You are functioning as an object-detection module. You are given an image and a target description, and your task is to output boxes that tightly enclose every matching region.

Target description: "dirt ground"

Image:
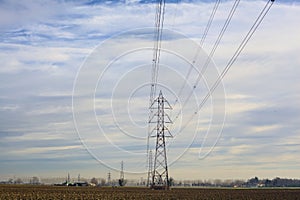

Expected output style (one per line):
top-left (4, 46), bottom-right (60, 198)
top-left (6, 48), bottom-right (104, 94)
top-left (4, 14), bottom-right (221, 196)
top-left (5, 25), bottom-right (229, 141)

top-left (1, 185), bottom-right (300, 200)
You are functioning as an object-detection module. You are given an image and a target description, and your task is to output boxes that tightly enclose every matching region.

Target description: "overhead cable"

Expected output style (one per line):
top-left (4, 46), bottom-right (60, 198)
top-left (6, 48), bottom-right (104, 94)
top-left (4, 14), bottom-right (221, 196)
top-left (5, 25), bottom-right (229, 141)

top-left (173, 0), bottom-right (241, 122)
top-left (177, 0), bottom-right (275, 133)
top-left (174, 0), bottom-right (221, 107)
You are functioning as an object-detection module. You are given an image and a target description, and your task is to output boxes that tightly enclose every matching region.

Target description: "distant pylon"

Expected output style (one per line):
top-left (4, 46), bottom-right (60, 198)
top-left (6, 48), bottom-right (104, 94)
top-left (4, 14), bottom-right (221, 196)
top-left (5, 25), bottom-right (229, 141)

top-left (120, 161), bottom-right (124, 180)
top-left (118, 161), bottom-right (126, 186)
top-left (149, 90), bottom-right (172, 190)
top-left (146, 150), bottom-right (153, 187)
top-left (107, 172), bottom-right (111, 186)
top-left (67, 173), bottom-right (70, 183)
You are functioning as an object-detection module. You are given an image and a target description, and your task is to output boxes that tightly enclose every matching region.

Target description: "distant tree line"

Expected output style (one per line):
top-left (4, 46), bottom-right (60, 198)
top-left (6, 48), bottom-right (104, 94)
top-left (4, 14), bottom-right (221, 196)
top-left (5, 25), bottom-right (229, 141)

top-left (246, 177), bottom-right (300, 187)
top-left (0, 177), bottom-right (40, 185)
top-left (2, 176), bottom-right (300, 187)
top-left (173, 177), bottom-right (300, 187)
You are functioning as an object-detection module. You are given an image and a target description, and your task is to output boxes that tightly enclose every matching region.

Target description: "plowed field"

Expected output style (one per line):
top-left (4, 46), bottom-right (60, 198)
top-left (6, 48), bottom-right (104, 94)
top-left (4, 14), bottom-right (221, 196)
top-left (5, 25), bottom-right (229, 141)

top-left (1, 185), bottom-right (300, 200)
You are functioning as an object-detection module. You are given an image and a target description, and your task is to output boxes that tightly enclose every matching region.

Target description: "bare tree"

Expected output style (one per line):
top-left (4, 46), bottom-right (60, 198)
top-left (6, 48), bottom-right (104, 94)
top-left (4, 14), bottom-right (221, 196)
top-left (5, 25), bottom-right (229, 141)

top-left (100, 178), bottom-right (106, 186)
top-left (30, 176), bottom-right (40, 185)
top-left (90, 177), bottom-right (98, 186)
top-left (14, 178), bottom-right (23, 184)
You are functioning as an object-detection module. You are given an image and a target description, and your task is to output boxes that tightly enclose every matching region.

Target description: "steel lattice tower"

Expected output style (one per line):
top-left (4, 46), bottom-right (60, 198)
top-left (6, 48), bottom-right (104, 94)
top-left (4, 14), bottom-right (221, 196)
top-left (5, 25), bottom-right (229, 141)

top-left (150, 90), bottom-right (172, 190)
top-left (118, 161), bottom-right (125, 186)
top-left (120, 161), bottom-right (124, 180)
top-left (146, 150), bottom-right (153, 187)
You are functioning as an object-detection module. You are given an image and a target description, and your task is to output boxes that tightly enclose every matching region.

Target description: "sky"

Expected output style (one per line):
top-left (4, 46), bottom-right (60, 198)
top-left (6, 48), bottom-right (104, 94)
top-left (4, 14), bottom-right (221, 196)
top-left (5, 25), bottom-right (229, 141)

top-left (0, 0), bottom-right (300, 182)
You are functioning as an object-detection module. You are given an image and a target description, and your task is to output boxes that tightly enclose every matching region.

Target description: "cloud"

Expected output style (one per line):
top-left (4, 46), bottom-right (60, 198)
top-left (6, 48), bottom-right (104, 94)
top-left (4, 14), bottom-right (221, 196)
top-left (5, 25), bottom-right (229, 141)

top-left (0, 0), bottom-right (70, 29)
top-left (0, 0), bottom-right (299, 180)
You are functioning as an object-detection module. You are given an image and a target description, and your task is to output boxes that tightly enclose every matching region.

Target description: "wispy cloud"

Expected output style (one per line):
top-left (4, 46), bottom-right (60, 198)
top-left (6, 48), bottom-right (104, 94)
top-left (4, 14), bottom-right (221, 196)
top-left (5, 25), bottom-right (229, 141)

top-left (0, 0), bottom-right (299, 180)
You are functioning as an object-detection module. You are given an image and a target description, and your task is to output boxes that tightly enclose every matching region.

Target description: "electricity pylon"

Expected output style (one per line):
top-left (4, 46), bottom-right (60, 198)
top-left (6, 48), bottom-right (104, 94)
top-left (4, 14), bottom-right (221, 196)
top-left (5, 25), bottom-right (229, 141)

top-left (149, 90), bottom-right (172, 190)
top-left (146, 150), bottom-right (153, 187)
top-left (118, 161), bottom-right (126, 186)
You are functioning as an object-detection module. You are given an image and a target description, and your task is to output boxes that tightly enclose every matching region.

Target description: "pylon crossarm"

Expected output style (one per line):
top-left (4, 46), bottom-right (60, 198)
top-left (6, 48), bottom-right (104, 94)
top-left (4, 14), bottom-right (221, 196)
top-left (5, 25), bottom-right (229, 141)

top-left (164, 114), bottom-right (173, 123)
top-left (163, 99), bottom-right (172, 109)
top-left (148, 111), bottom-right (159, 123)
top-left (164, 127), bottom-right (173, 137)
top-left (149, 95), bottom-right (159, 109)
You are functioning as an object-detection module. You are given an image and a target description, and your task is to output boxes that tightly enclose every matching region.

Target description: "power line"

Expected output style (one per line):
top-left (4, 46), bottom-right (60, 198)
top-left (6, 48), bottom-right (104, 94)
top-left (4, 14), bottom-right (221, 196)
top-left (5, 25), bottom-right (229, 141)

top-left (150, 0), bottom-right (166, 103)
top-left (174, 0), bottom-right (221, 107)
top-left (176, 0), bottom-right (275, 134)
top-left (169, 0), bottom-right (221, 130)
top-left (173, 0), bottom-right (241, 122)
